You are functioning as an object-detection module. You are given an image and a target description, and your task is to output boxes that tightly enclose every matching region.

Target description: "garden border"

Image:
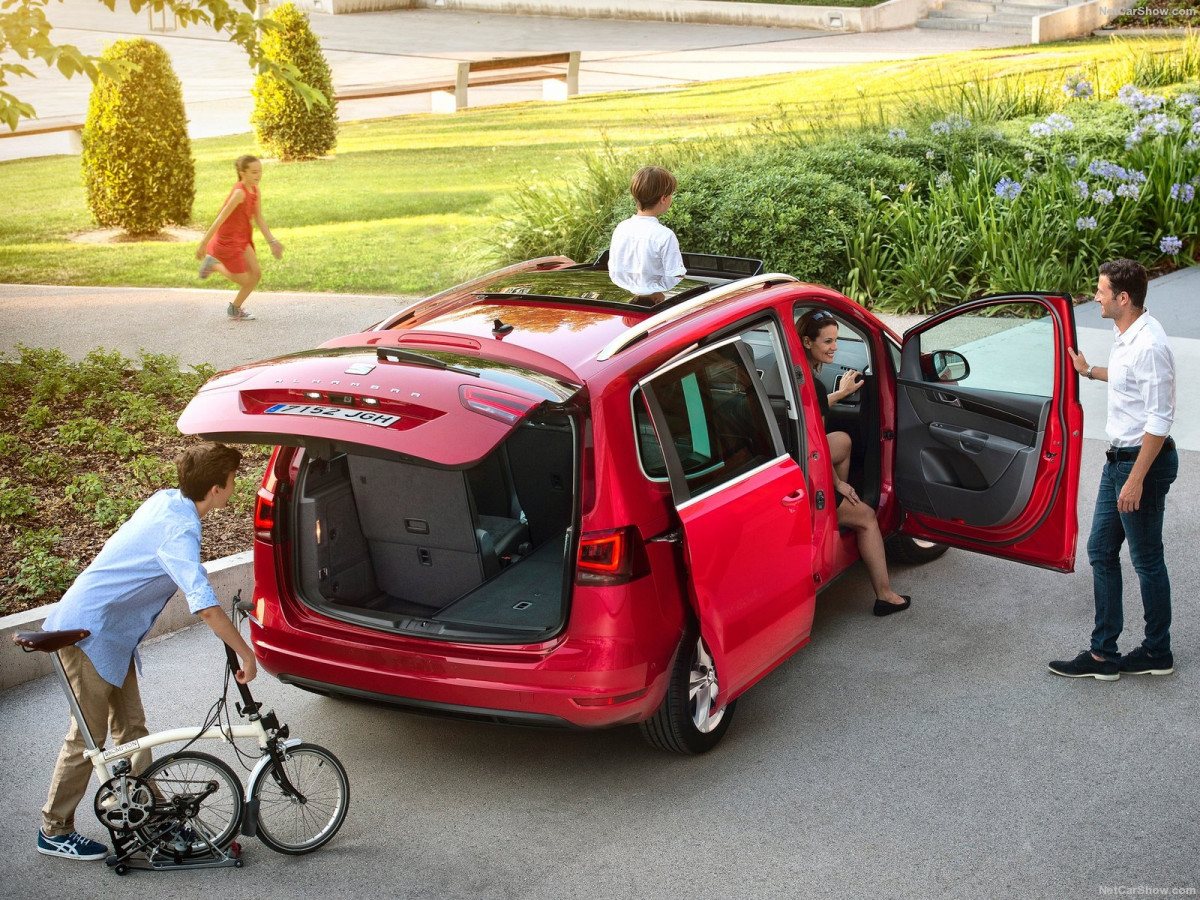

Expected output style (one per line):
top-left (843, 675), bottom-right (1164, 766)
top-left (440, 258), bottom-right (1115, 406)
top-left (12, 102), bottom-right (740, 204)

top-left (0, 550), bottom-right (253, 692)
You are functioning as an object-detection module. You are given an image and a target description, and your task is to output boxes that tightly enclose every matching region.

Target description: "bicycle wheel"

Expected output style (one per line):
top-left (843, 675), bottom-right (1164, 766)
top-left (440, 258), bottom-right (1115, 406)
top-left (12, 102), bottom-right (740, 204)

top-left (138, 751), bottom-right (244, 856)
top-left (251, 742), bottom-right (349, 855)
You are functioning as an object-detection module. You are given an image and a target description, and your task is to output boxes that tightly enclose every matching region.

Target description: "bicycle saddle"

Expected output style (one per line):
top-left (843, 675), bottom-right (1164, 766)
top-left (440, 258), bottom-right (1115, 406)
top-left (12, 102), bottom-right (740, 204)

top-left (12, 629), bottom-right (90, 652)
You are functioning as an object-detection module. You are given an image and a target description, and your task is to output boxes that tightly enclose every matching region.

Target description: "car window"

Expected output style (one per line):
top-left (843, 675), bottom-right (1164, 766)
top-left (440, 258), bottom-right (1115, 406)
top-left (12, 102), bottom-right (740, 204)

top-left (636, 338), bottom-right (782, 501)
top-left (912, 301), bottom-right (1055, 397)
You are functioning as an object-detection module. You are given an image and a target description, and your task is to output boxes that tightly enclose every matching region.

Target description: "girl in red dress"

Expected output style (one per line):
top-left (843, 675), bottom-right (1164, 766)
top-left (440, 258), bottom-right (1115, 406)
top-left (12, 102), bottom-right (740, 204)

top-left (196, 155), bottom-right (284, 321)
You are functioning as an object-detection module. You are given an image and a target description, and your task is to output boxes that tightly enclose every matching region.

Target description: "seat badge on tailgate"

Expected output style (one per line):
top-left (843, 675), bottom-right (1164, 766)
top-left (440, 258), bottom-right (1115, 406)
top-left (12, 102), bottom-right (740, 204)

top-left (344, 363), bottom-right (376, 375)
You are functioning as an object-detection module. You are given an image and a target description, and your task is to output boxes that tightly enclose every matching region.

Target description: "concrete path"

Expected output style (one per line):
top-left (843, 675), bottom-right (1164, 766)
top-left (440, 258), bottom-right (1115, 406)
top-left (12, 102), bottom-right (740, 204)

top-left (2, 1), bottom-right (1025, 160)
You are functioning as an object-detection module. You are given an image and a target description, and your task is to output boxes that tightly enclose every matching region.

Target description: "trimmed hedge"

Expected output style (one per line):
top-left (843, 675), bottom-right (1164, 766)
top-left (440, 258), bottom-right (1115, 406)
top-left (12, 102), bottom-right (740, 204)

top-left (81, 39), bottom-right (194, 235)
top-left (252, 2), bottom-right (338, 161)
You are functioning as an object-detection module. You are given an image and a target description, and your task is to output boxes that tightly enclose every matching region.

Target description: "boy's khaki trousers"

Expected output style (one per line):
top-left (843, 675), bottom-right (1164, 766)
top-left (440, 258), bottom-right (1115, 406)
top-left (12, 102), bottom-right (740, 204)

top-left (41, 646), bottom-right (152, 837)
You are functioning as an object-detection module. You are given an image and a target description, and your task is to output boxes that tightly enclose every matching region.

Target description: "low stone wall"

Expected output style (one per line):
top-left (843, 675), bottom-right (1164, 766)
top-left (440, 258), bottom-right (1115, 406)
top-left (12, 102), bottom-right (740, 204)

top-left (289, 0), bottom-right (941, 32)
top-left (1034, 0), bottom-right (1114, 43)
top-left (1, 551), bottom-right (253, 692)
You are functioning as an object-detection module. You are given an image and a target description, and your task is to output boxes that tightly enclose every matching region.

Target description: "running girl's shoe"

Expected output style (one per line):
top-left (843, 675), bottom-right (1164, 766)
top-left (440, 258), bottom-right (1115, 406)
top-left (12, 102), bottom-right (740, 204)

top-left (227, 304), bottom-right (256, 321)
top-left (198, 255), bottom-right (219, 279)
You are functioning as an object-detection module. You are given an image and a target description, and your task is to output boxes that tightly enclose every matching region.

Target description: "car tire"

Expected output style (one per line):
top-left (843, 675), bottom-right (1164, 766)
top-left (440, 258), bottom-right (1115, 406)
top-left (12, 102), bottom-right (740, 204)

top-left (886, 533), bottom-right (950, 565)
top-left (639, 623), bottom-right (736, 755)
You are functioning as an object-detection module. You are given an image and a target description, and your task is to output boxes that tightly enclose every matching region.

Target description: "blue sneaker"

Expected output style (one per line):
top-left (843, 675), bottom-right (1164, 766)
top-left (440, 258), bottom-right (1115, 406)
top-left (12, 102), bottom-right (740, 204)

top-left (198, 255), bottom-right (219, 280)
top-left (37, 830), bottom-right (109, 860)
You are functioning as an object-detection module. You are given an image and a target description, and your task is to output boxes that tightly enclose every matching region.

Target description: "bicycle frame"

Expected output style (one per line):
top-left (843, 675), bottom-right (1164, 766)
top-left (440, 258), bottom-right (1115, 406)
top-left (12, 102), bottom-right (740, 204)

top-left (44, 633), bottom-right (299, 806)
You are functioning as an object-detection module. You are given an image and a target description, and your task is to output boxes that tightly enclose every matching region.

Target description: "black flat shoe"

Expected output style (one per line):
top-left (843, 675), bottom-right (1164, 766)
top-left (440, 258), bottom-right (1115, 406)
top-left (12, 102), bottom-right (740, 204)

top-left (874, 595), bottom-right (911, 617)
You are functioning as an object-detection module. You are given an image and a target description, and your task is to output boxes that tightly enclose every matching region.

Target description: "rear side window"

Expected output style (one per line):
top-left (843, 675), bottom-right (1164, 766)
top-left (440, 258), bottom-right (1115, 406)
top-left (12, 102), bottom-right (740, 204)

top-left (636, 339), bottom-right (781, 502)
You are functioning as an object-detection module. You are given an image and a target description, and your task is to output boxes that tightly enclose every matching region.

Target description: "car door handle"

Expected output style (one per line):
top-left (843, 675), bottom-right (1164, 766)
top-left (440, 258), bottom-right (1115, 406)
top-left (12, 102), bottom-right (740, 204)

top-left (781, 489), bottom-right (806, 508)
top-left (933, 391), bottom-right (961, 407)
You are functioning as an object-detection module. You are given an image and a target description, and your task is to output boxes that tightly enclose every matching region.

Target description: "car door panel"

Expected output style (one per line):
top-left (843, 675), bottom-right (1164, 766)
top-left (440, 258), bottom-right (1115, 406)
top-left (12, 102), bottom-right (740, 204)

top-left (639, 328), bottom-right (816, 704)
top-left (896, 294), bottom-right (1082, 571)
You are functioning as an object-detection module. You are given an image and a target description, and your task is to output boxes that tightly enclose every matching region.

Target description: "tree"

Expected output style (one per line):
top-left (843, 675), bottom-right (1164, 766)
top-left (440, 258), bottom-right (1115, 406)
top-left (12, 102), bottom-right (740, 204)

top-left (81, 38), bottom-right (194, 234)
top-left (0, 0), bottom-right (326, 131)
top-left (252, 2), bottom-right (337, 160)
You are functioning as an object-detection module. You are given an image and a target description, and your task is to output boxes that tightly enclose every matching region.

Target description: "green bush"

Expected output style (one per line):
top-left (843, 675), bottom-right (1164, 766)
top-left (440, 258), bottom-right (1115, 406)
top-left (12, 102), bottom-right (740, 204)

top-left (81, 39), bottom-right (194, 235)
top-left (7, 529), bottom-right (80, 604)
top-left (252, 3), bottom-right (338, 161)
top-left (667, 160), bottom-right (868, 285)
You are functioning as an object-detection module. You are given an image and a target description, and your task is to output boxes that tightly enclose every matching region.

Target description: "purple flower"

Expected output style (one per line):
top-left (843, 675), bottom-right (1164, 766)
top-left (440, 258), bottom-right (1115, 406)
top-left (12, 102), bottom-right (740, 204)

top-left (1117, 183), bottom-right (1140, 200)
top-left (1066, 155), bottom-right (1078, 168)
top-left (1177, 93), bottom-right (1199, 109)
top-left (888, 128), bottom-right (907, 140)
top-left (930, 120), bottom-right (951, 136)
top-left (1088, 159), bottom-right (1126, 180)
top-left (1094, 189), bottom-right (1114, 205)
top-left (1073, 180), bottom-right (1090, 199)
top-left (1063, 73), bottom-right (1094, 99)
top-left (994, 177), bottom-right (1022, 201)
top-left (1030, 122), bottom-right (1051, 137)
top-left (1118, 85), bottom-right (1166, 113)
top-left (1076, 216), bottom-right (1097, 231)
top-left (1160, 236), bottom-right (1183, 256)
top-left (1123, 169), bottom-right (1147, 185)
top-left (1171, 183), bottom-right (1196, 203)
top-left (1141, 112), bottom-right (1182, 136)
top-left (936, 171), bottom-right (953, 188)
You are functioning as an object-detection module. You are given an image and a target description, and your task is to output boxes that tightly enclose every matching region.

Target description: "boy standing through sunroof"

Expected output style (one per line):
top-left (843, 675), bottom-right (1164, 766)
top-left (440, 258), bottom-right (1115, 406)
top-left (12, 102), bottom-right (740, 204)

top-left (608, 166), bottom-right (687, 300)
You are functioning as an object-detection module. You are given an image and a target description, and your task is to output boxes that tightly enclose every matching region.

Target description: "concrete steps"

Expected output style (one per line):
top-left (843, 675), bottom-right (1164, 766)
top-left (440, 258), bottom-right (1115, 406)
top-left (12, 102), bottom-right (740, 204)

top-left (916, 0), bottom-right (1068, 34)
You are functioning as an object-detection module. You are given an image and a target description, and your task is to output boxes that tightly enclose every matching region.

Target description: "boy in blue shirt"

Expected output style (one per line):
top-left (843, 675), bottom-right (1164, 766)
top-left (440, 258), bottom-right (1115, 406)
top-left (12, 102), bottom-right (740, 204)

top-left (37, 442), bottom-right (257, 861)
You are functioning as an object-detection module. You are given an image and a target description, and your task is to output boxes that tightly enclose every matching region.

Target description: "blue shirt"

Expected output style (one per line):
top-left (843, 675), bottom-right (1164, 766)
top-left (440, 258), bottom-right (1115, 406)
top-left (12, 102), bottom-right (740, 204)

top-left (43, 489), bottom-right (219, 686)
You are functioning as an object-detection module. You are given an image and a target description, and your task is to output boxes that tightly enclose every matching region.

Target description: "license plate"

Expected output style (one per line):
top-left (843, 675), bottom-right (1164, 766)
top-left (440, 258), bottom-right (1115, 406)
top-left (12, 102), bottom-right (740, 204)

top-left (264, 403), bottom-right (400, 428)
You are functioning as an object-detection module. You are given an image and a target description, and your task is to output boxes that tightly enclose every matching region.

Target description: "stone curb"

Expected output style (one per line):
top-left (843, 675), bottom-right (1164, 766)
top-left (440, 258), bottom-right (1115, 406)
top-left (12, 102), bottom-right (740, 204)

top-left (301, 0), bottom-right (928, 32)
top-left (1, 551), bottom-right (253, 693)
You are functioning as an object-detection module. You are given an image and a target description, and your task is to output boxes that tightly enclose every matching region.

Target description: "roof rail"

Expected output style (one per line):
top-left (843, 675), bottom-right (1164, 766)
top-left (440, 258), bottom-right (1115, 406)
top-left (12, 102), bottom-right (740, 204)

top-left (595, 273), bottom-right (798, 362)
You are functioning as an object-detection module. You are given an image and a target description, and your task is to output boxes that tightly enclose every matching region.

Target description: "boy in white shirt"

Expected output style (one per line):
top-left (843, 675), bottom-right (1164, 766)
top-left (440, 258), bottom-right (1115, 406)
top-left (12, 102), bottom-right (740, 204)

top-left (608, 166), bottom-right (687, 299)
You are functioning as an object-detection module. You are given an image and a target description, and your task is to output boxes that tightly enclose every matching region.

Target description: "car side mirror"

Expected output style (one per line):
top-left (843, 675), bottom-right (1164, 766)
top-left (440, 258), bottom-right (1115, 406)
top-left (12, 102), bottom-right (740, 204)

top-left (930, 349), bottom-right (969, 383)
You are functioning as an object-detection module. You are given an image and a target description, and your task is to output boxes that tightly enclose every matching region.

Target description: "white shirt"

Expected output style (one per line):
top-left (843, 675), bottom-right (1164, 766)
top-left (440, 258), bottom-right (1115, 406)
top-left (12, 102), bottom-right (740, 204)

top-left (607, 214), bottom-right (686, 295)
top-left (1105, 311), bottom-right (1175, 447)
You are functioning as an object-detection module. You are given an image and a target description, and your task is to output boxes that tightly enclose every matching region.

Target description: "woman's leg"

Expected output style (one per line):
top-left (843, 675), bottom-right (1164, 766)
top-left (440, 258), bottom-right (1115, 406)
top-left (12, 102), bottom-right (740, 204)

top-left (827, 431), bottom-right (852, 483)
top-left (837, 500), bottom-right (906, 605)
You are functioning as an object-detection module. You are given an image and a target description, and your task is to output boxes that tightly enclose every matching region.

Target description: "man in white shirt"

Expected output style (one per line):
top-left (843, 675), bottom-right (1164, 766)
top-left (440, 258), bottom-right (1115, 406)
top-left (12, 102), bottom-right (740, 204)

top-left (1051, 259), bottom-right (1179, 680)
top-left (608, 165), bottom-right (687, 298)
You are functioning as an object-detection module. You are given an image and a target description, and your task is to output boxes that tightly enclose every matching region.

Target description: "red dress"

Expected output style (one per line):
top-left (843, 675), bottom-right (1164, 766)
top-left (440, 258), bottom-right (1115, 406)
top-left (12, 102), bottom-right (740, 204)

top-left (206, 183), bottom-right (258, 274)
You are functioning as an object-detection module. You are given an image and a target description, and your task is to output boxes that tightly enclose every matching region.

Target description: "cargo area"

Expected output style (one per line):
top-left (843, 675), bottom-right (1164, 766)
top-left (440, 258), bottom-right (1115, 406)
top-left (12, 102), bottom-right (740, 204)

top-left (290, 416), bottom-right (578, 642)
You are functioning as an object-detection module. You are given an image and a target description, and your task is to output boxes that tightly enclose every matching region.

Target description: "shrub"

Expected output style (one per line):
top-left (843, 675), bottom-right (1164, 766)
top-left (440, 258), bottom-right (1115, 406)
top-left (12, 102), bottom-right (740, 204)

top-left (252, 3), bottom-right (338, 161)
top-left (81, 39), bottom-right (194, 235)
top-left (0, 478), bottom-right (37, 521)
top-left (667, 160), bottom-right (868, 286)
top-left (7, 529), bottom-right (80, 603)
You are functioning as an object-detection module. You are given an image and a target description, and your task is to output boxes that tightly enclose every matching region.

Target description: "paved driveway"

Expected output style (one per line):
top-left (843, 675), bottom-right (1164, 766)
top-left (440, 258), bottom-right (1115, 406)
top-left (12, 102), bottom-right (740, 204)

top-left (2, 436), bottom-right (1198, 899)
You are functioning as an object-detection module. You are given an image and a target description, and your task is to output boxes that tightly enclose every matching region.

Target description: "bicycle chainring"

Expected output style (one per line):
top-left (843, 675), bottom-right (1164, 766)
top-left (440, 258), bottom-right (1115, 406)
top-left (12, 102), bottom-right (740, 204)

top-left (95, 774), bottom-right (156, 833)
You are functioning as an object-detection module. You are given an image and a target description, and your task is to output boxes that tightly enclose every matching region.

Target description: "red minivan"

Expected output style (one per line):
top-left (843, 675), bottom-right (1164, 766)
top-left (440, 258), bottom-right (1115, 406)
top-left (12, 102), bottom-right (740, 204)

top-left (179, 254), bottom-right (1082, 753)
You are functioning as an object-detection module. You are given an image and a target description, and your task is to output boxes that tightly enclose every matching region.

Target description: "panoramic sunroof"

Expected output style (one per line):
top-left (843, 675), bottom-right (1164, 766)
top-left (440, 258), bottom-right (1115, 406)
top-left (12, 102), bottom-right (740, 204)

top-left (476, 270), bottom-right (713, 310)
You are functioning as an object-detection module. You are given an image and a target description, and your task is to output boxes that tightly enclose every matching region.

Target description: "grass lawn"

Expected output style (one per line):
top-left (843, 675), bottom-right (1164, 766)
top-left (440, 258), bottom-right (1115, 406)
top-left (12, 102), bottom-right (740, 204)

top-left (0, 36), bottom-right (1188, 297)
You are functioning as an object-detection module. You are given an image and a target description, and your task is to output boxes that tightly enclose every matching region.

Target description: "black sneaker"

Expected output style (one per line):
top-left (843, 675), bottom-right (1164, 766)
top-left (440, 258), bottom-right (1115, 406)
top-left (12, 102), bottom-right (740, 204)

top-left (1048, 651), bottom-right (1120, 681)
top-left (1118, 646), bottom-right (1174, 676)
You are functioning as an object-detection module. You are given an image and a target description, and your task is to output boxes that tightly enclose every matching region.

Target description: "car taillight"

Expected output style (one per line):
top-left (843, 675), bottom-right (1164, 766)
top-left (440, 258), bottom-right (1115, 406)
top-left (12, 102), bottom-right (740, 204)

top-left (254, 462), bottom-right (279, 542)
top-left (459, 385), bottom-right (537, 425)
top-left (575, 527), bottom-right (648, 586)
top-left (254, 488), bottom-right (275, 542)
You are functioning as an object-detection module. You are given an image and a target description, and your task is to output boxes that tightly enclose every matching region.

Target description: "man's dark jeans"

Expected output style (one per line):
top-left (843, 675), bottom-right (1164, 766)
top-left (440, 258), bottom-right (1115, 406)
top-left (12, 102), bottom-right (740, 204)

top-left (1088, 445), bottom-right (1179, 661)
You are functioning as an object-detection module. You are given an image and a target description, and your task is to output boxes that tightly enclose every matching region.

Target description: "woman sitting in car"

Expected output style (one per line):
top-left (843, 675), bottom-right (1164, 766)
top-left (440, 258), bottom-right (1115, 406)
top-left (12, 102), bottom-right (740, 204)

top-left (798, 309), bottom-right (911, 617)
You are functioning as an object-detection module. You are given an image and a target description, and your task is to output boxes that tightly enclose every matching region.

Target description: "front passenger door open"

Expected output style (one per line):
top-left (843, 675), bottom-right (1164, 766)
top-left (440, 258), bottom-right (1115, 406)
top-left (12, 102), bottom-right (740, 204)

top-left (895, 294), bottom-right (1083, 571)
